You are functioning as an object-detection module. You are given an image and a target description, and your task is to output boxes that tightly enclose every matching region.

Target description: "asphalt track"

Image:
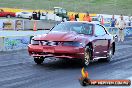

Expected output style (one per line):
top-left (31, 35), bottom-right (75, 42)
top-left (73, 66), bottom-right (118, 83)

top-left (0, 37), bottom-right (132, 88)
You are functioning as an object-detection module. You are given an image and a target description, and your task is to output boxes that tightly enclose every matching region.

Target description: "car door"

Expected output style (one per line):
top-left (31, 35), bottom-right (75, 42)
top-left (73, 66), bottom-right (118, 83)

top-left (92, 24), bottom-right (109, 57)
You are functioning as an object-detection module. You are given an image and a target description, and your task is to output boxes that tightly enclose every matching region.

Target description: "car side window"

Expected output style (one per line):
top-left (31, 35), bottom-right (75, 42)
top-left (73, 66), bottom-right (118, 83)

top-left (94, 25), bottom-right (106, 36)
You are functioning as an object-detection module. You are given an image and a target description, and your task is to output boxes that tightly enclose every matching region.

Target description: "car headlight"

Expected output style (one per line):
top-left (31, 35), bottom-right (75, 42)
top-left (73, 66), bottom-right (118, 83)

top-left (63, 41), bottom-right (83, 47)
top-left (31, 39), bottom-right (39, 45)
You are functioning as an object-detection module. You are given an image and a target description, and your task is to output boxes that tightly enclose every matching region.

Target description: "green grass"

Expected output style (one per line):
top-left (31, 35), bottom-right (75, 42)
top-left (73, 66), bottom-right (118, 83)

top-left (0, 0), bottom-right (131, 15)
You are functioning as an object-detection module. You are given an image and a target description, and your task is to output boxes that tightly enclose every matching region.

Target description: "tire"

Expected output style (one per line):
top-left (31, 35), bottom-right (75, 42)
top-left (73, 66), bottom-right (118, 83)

top-left (79, 78), bottom-right (87, 86)
top-left (103, 47), bottom-right (113, 62)
top-left (6, 15), bottom-right (11, 18)
top-left (34, 57), bottom-right (44, 64)
top-left (17, 15), bottom-right (21, 18)
top-left (29, 16), bottom-right (32, 20)
top-left (81, 46), bottom-right (91, 67)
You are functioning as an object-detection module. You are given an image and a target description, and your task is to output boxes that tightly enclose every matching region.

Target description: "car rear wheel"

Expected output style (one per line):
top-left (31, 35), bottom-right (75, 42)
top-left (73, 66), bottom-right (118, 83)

top-left (100, 47), bottom-right (113, 62)
top-left (34, 57), bottom-right (44, 64)
top-left (6, 15), bottom-right (11, 18)
top-left (82, 46), bottom-right (90, 67)
top-left (106, 47), bottom-right (113, 62)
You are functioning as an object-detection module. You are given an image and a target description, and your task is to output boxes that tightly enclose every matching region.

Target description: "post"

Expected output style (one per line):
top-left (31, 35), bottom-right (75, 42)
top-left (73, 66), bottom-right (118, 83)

top-left (33, 20), bottom-right (37, 31)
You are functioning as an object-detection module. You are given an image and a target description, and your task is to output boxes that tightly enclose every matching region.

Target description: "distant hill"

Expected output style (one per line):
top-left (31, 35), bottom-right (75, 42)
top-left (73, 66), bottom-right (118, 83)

top-left (0, 0), bottom-right (131, 15)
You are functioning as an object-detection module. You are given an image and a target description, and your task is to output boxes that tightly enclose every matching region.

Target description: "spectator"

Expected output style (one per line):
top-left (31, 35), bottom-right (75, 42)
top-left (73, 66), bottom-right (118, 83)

top-left (37, 10), bottom-right (41, 20)
top-left (69, 14), bottom-right (75, 21)
top-left (32, 11), bottom-right (37, 20)
top-left (110, 15), bottom-right (117, 34)
top-left (42, 12), bottom-right (45, 16)
top-left (83, 12), bottom-right (92, 22)
top-left (100, 16), bottom-right (104, 25)
top-left (98, 15), bottom-right (102, 22)
top-left (110, 15), bottom-right (117, 27)
top-left (62, 15), bottom-right (65, 22)
top-left (32, 11), bottom-right (36, 20)
top-left (116, 14), bottom-right (126, 42)
top-left (83, 14), bottom-right (86, 21)
top-left (128, 15), bottom-right (131, 27)
top-left (75, 13), bottom-right (79, 21)
top-left (45, 12), bottom-right (48, 20)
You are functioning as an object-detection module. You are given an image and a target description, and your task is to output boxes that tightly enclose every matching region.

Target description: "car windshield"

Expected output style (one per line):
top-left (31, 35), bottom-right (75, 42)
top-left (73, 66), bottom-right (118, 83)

top-left (51, 22), bottom-right (93, 35)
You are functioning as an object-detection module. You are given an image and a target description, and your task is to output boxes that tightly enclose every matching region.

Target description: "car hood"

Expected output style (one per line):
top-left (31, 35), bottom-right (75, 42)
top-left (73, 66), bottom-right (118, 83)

top-left (34, 31), bottom-right (88, 42)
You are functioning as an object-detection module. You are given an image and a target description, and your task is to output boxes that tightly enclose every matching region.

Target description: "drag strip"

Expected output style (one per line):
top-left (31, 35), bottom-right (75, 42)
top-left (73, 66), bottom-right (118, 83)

top-left (0, 37), bottom-right (132, 88)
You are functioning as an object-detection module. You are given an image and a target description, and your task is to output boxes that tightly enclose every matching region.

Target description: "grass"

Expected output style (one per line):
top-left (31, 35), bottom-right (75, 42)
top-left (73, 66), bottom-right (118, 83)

top-left (0, 0), bottom-right (131, 15)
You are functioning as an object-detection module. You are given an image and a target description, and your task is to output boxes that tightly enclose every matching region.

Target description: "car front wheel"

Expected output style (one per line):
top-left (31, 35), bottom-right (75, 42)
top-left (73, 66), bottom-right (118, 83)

top-left (34, 57), bottom-right (44, 64)
top-left (101, 47), bottom-right (113, 62)
top-left (106, 47), bottom-right (113, 62)
top-left (82, 46), bottom-right (91, 67)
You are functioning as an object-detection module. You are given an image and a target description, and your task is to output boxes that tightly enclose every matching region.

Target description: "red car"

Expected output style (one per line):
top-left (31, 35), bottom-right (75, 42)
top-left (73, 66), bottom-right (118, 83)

top-left (28, 21), bottom-right (115, 66)
top-left (0, 9), bottom-right (16, 18)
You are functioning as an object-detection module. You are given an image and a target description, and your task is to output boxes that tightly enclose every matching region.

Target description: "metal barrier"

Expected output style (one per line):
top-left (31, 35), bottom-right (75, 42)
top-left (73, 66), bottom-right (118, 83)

top-left (0, 19), bottom-right (60, 30)
top-left (106, 26), bottom-right (132, 37)
top-left (0, 19), bottom-right (132, 37)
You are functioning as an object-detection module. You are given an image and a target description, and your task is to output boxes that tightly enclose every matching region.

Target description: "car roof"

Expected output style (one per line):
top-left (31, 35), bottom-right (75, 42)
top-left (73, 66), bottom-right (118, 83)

top-left (61, 21), bottom-right (96, 25)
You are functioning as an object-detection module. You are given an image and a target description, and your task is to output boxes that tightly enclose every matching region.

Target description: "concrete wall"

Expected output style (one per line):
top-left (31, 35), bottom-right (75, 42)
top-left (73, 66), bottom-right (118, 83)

top-left (1, 36), bottom-right (30, 51)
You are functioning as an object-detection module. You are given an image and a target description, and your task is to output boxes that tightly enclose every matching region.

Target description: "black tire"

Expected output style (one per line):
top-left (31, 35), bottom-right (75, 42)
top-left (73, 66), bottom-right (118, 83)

top-left (34, 57), bottom-right (44, 64)
top-left (6, 15), bottom-right (11, 18)
top-left (17, 15), bottom-right (21, 18)
top-left (81, 46), bottom-right (91, 67)
top-left (29, 16), bottom-right (32, 20)
top-left (79, 78), bottom-right (87, 86)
